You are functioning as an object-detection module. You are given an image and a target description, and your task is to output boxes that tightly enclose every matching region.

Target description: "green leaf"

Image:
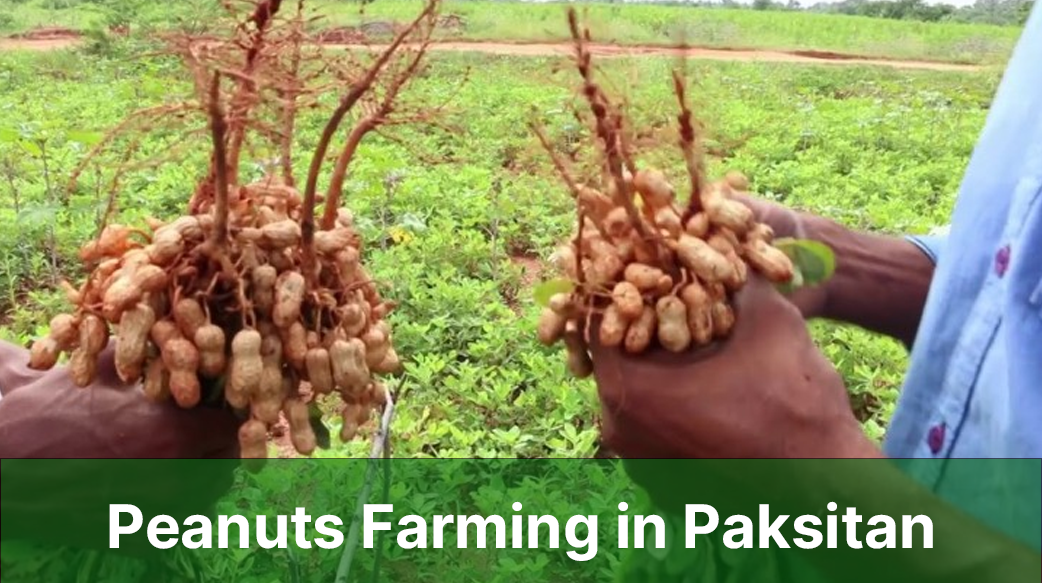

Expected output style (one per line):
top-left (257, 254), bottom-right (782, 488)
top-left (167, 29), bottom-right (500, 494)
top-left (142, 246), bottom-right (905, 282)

top-left (142, 78), bottom-right (168, 98)
top-left (532, 278), bottom-right (574, 307)
top-left (0, 540), bottom-right (48, 567)
top-left (66, 130), bottom-right (103, 146)
top-left (399, 212), bottom-right (428, 232)
top-left (0, 128), bottom-right (18, 143)
top-left (772, 238), bottom-right (835, 293)
top-left (17, 204), bottom-right (58, 227)
top-left (19, 140), bottom-right (43, 157)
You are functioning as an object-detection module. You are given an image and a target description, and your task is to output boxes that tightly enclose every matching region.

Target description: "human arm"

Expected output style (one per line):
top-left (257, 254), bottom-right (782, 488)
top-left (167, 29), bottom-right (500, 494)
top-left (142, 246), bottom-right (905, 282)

top-left (0, 340), bottom-right (243, 554)
top-left (805, 213), bottom-right (939, 347)
top-left (738, 195), bottom-right (938, 347)
top-left (590, 276), bottom-right (1039, 583)
top-left (0, 339), bottom-right (240, 458)
top-left (0, 339), bottom-right (49, 398)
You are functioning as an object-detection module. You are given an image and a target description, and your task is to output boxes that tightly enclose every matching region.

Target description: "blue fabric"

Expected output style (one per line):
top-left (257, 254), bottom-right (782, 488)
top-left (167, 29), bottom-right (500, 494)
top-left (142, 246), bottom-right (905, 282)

top-left (906, 234), bottom-right (945, 265)
top-left (883, 4), bottom-right (1042, 551)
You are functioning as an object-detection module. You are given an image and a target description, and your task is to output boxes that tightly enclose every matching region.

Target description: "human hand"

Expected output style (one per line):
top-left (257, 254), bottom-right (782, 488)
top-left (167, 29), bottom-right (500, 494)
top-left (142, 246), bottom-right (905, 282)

top-left (0, 340), bottom-right (243, 555)
top-left (0, 339), bottom-right (51, 398)
top-left (729, 192), bottom-right (830, 319)
top-left (589, 275), bottom-right (876, 460)
top-left (0, 340), bottom-right (241, 458)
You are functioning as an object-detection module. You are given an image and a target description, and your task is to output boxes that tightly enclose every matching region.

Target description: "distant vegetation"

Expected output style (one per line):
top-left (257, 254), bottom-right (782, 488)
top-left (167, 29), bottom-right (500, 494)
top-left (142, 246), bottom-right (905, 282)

top-left (790, 0), bottom-right (1032, 26)
top-left (0, 1), bottom-right (1028, 66)
top-left (542, 0), bottom-right (1034, 27)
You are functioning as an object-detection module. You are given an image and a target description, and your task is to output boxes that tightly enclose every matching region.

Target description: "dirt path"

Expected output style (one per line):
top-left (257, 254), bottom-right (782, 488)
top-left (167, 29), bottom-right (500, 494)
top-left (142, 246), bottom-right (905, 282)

top-left (0, 38), bottom-right (82, 51)
top-left (0, 31), bottom-right (982, 72)
top-left (329, 41), bottom-right (982, 72)
top-left (0, 27), bottom-right (83, 51)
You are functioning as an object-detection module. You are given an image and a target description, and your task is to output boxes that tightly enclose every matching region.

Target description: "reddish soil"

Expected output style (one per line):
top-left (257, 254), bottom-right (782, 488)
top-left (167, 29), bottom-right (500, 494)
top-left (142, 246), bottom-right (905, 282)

top-left (0, 27), bottom-right (82, 51)
top-left (9, 26), bottom-right (80, 41)
top-left (0, 26), bottom-right (981, 72)
top-left (314, 26), bottom-right (369, 44)
top-left (511, 255), bottom-right (544, 289)
top-left (269, 413), bottom-right (298, 458)
top-left (502, 254), bottom-right (544, 316)
top-left (326, 40), bottom-right (981, 72)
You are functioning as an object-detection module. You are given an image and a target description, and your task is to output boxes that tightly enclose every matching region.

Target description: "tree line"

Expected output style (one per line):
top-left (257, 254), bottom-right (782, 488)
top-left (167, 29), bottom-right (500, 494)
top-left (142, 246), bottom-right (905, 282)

top-left (798, 0), bottom-right (1033, 26)
top-left (588, 0), bottom-right (1035, 26)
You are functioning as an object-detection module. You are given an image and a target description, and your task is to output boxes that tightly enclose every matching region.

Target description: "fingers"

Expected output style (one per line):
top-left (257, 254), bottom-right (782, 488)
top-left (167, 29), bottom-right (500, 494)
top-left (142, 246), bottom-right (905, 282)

top-left (0, 341), bottom-right (49, 397)
top-left (589, 274), bottom-right (807, 370)
top-left (730, 273), bottom-right (797, 316)
top-left (728, 274), bottom-right (808, 342)
top-left (587, 278), bottom-right (792, 383)
top-left (730, 193), bottom-right (802, 239)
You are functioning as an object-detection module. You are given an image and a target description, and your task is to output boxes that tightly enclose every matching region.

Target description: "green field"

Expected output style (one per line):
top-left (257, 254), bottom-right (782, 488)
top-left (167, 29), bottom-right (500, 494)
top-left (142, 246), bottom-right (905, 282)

top-left (0, 0), bottom-right (1025, 64)
top-left (314, 0), bottom-right (1022, 63)
top-left (0, 33), bottom-right (999, 452)
top-left (0, 1), bottom-right (1019, 580)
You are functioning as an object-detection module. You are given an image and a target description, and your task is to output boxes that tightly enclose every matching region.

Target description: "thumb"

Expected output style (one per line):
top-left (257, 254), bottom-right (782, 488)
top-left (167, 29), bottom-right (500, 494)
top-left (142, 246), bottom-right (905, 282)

top-left (731, 273), bottom-right (799, 317)
top-left (0, 341), bottom-right (46, 397)
top-left (728, 274), bottom-right (807, 342)
top-left (729, 193), bottom-right (808, 240)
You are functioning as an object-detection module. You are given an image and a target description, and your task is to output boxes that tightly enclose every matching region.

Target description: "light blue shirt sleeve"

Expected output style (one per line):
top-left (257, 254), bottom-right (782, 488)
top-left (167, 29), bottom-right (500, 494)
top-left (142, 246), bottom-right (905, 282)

top-left (882, 2), bottom-right (1042, 552)
top-left (905, 233), bottom-right (946, 265)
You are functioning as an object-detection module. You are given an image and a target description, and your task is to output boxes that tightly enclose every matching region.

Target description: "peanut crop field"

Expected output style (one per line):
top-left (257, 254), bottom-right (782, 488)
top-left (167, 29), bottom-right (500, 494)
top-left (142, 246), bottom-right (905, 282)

top-left (0, 0), bottom-right (1020, 581)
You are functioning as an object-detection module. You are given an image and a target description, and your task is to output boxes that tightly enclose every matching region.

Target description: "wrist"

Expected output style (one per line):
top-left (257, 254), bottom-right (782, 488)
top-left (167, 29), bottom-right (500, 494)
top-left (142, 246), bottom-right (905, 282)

top-left (834, 424), bottom-right (886, 458)
top-left (801, 407), bottom-right (884, 459)
top-left (794, 213), bottom-right (935, 344)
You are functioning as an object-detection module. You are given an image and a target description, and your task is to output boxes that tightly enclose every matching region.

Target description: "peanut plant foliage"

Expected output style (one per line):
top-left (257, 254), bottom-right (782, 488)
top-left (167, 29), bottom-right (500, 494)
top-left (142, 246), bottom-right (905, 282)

top-left (0, 2), bottom-right (996, 580)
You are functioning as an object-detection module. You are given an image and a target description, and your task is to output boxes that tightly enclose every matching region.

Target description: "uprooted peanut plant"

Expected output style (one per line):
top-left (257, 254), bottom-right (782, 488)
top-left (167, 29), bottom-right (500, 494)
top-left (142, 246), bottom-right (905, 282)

top-left (535, 10), bottom-right (805, 376)
top-left (26, 0), bottom-right (445, 461)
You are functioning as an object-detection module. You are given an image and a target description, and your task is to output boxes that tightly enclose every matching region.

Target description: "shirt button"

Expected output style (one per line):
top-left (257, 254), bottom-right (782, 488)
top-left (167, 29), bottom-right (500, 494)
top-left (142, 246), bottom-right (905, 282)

top-left (927, 423), bottom-right (946, 454)
top-left (995, 245), bottom-right (1011, 277)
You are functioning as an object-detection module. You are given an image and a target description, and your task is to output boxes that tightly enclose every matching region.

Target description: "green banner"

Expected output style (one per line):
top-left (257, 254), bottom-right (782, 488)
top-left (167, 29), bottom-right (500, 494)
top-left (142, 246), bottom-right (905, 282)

top-left (2, 459), bottom-right (1039, 583)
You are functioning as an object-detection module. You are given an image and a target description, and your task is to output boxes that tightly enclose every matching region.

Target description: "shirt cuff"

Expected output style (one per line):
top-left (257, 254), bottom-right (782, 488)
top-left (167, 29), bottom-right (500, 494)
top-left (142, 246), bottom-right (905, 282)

top-left (905, 233), bottom-right (946, 265)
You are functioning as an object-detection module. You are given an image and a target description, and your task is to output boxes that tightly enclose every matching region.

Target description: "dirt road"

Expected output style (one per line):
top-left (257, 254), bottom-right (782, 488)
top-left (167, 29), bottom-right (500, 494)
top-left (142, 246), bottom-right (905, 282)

top-left (0, 30), bottom-right (981, 72)
top-left (329, 41), bottom-right (981, 72)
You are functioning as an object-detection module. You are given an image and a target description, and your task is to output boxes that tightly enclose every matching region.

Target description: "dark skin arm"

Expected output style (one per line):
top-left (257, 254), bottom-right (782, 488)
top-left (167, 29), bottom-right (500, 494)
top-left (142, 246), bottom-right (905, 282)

top-left (0, 340), bottom-right (242, 556)
top-left (738, 195), bottom-right (937, 347)
top-left (0, 340), bottom-right (240, 458)
top-left (592, 276), bottom-right (1040, 583)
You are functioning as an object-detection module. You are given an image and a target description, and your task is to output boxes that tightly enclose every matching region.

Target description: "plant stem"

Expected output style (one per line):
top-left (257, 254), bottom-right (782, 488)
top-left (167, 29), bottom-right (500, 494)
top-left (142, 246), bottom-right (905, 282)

top-left (226, 0), bottom-right (284, 187)
top-left (301, 0), bottom-right (438, 269)
top-left (333, 390), bottom-right (397, 583)
top-left (3, 159), bottom-right (20, 214)
top-left (370, 440), bottom-right (392, 583)
top-left (321, 116), bottom-right (374, 230)
top-left (530, 121), bottom-right (580, 197)
top-left (567, 8), bottom-right (650, 244)
top-left (209, 73), bottom-right (230, 250)
top-left (672, 70), bottom-right (706, 213)
top-left (321, 14), bottom-right (435, 232)
top-left (279, 0), bottom-right (306, 187)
